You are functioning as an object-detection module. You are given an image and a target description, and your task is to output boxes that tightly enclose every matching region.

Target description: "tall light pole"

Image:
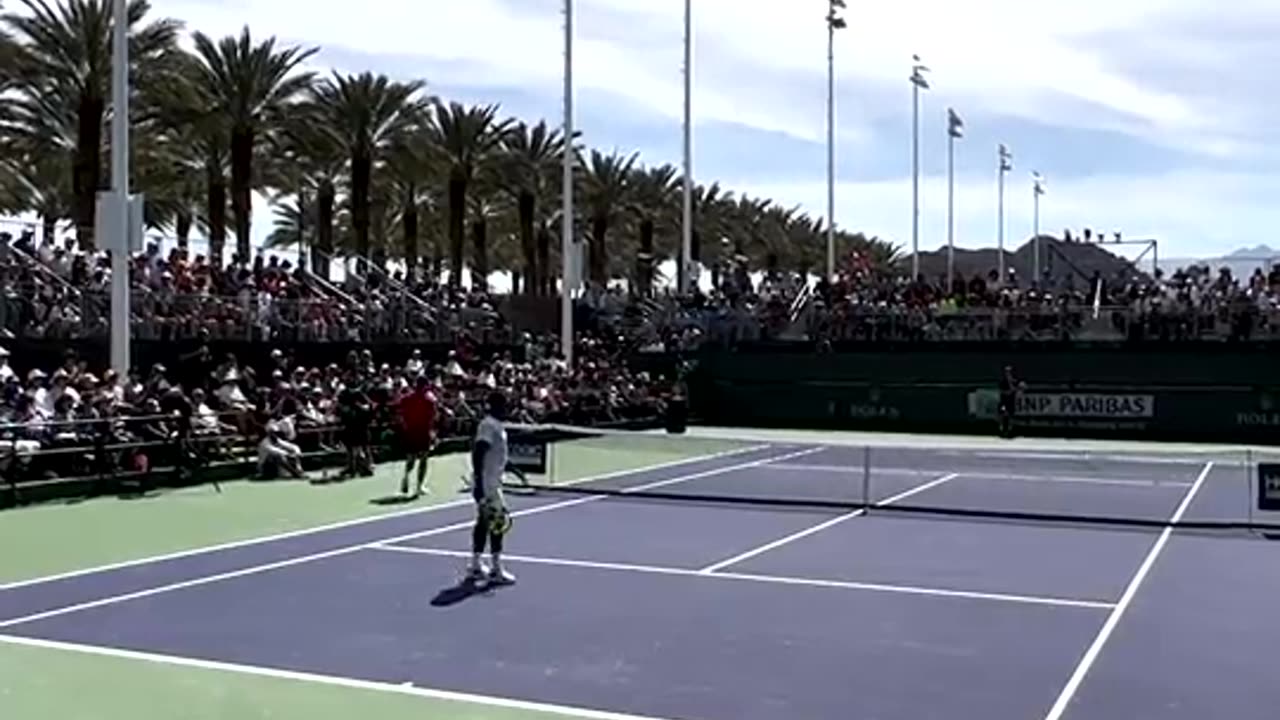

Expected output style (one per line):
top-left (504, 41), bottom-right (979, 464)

top-left (909, 55), bottom-right (930, 280)
top-left (826, 0), bottom-right (846, 281)
top-left (680, 0), bottom-right (693, 295)
top-left (997, 144), bottom-right (1012, 286)
top-left (1032, 171), bottom-right (1046, 286)
top-left (109, 0), bottom-right (130, 377)
top-left (560, 0), bottom-right (575, 363)
top-left (946, 107), bottom-right (963, 294)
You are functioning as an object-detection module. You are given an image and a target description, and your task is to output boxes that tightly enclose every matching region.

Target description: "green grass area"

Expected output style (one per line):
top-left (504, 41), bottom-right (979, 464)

top-left (0, 432), bottom-right (752, 720)
top-left (0, 456), bottom-right (473, 585)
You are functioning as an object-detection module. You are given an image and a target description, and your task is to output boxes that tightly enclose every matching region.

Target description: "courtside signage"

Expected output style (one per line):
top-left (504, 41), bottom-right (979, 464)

top-left (508, 440), bottom-right (548, 475)
top-left (1258, 463), bottom-right (1280, 512)
top-left (1016, 393), bottom-right (1154, 418)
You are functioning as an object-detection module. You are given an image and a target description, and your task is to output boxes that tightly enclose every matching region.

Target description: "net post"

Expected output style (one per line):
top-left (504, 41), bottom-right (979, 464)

top-left (549, 428), bottom-right (557, 486)
top-left (862, 445), bottom-right (871, 512)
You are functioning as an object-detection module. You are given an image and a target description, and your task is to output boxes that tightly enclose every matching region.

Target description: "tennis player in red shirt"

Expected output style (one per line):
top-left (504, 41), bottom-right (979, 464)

top-left (399, 373), bottom-right (438, 498)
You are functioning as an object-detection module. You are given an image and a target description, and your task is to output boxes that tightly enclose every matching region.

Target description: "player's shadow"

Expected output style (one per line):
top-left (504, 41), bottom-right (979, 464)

top-left (430, 580), bottom-right (507, 607)
top-left (369, 494), bottom-right (416, 506)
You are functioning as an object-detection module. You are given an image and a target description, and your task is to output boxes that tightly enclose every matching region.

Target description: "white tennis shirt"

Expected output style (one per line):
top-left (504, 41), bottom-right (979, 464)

top-left (474, 415), bottom-right (508, 501)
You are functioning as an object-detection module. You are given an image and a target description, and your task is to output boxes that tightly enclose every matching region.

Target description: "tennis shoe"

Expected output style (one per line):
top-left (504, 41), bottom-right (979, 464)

top-left (465, 562), bottom-right (490, 584)
top-left (487, 566), bottom-right (516, 586)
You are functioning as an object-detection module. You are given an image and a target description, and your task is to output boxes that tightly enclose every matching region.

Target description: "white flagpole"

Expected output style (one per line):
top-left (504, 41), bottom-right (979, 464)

top-left (109, 0), bottom-right (131, 377)
top-left (909, 56), bottom-right (929, 280)
top-left (680, 0), bottom-right (693, 294)
top-left (1032, 172), bottom-right (1044, 287)
top-left (825, 1), bottom-right (844, 281)
top-left (946, 117), bottom-right (955, 294)
top-left (997, 144), bottom-right (1011, 288)
top-left (560, 0), bottom-right (574, 363)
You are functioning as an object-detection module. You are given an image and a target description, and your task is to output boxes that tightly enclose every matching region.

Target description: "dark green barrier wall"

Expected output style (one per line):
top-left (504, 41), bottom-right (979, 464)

top-left (690, 345), bottom-right (1280, 444)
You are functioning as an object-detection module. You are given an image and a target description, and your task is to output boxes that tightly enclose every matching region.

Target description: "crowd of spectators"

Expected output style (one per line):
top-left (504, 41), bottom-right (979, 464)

top-left (0, 230), bottom-right (511, 345)
top-left (623, 256), bottom-right (1280, 347)
top-left (0, 333), bottom-right (673, 486)
top-left (5, 222), bottom-right (1280, 354)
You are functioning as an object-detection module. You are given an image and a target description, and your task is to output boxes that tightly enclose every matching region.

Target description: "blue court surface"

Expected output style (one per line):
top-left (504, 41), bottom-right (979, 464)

top-left (3, 440), bottom-right (1280, 719)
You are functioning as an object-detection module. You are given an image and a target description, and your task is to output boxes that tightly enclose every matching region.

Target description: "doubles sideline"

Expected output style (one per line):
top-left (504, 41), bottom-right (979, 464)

top-left (0, 441), bottom-right (772, 592)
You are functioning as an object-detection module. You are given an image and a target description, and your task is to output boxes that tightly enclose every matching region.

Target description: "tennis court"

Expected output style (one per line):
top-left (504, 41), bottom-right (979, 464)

top-left (3, 427), bottom-right (1280, 719)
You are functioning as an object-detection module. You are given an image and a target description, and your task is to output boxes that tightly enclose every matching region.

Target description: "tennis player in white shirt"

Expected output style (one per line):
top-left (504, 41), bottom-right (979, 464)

top-left (467, 391), bottom-right (516, 586)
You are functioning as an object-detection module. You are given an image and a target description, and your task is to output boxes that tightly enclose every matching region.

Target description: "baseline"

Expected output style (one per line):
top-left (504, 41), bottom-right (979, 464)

top-left (0, 632), bottom-right (675, 720)
top-left (768, 464), bottom-right (1194, 489)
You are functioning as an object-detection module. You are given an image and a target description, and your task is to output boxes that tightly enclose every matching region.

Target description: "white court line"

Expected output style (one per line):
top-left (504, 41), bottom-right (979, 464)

top-left (769, 463), bottom-right (1193, 489)
top-left (0, 441), bottom-right (769, 592)
top-left (1041, 460), bottom-right (1214, 720)
top-left (695, 472), bottom-right (961, 575)
top-left (0, 633), bottom-right (677, 720)
top-left (0, 446), bottom-right (821, 630)
top-left (965, 451), bottom-right (1212, 466)
top-left (372, 544), bottom-right (1113, 610)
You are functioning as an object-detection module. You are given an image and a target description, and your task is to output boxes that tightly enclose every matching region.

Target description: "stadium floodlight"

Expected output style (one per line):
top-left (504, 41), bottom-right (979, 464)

top-left (561, 0), bottom-right (575, 363)
top-left (109, 0), bottom-right (131, 376)
top-left (825, 0), bottom-right (846, 281)
top-left (909, 54), bottom-right (930, 280)
top-left (1032, 171), bottom-right (1046, 285)
top-left (681, 0), bottom-right (693, 294)
top-left (997, 144), bottom-right (1012, 287)
top-left (946, 108), bottom-right (964, 294)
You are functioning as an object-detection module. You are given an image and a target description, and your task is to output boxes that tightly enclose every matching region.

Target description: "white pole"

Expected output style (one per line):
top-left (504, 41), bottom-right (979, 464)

top-left (909, 56), bottom-right (929, 282)
top-left (946, 128), bottom-right (955, 295)
top-left (997, 158), bottom-right (1006, 287)
top-left (109, 0), bottom-right (130, 377)
top-left (911, 80), bottom-right (920, 280)
top-left (825, 16), bottom-right (836, 281)
top-left (560, 0), bottom-right (574, 363)
top-left (680, 0), bottom-right (693, 295)
top-left (1033, 177), bottom-right (1041, 286)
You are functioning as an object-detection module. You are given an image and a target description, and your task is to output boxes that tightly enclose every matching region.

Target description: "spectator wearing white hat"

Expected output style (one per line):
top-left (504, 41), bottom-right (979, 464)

top-left (0, 347), bottom-right (12, 383)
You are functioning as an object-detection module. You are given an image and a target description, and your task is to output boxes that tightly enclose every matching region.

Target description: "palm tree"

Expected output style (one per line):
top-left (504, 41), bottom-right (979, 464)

top-left (426, 101), bottom-right (510, 287)
top-left (384, 126), bottom-right (438, 281)
top-left (467, 192), bottom-right (505, 291)
top-left (268, 111), bottom-right (345, 278)
top-left (627, 163), bottom-right (678, 296)
top-left (581, 149), bottom-right (637, 286)
top-left (307, 71), bottom-right (426, 265)
top-left (187, 25), bottom-right (315, 261)
top-left (8, 132), bottom-right (71, 240)
top-left (145, 49), bottom-right (234, 264)
top-left (691, 182), bottom-right (731, 276)
top-left (497, 120), bottom-right (565, 295)
top-left (2, 0), bottom-right (181, 247)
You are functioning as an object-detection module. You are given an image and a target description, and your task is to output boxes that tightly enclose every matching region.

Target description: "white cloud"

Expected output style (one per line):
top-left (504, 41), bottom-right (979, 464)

top-left (152, 0), bottom-right (1279, 258)
top-left (164, 0), bottom-right (834, 143)
top-left (166, 0), bottom-right (1277, 158)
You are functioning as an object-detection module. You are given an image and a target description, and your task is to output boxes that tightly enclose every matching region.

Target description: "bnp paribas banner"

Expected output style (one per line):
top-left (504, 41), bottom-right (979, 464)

top-left (968, 388), bottom-right (1155, 432)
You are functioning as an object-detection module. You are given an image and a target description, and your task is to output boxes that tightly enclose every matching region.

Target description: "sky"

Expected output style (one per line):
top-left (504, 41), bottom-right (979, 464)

top-left (11, 0), bottom-right (1279, 264)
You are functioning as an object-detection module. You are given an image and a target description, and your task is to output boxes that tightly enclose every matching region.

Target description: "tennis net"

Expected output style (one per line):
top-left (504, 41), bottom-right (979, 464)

top-left (501, 424), bottom-right (1280, 532)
